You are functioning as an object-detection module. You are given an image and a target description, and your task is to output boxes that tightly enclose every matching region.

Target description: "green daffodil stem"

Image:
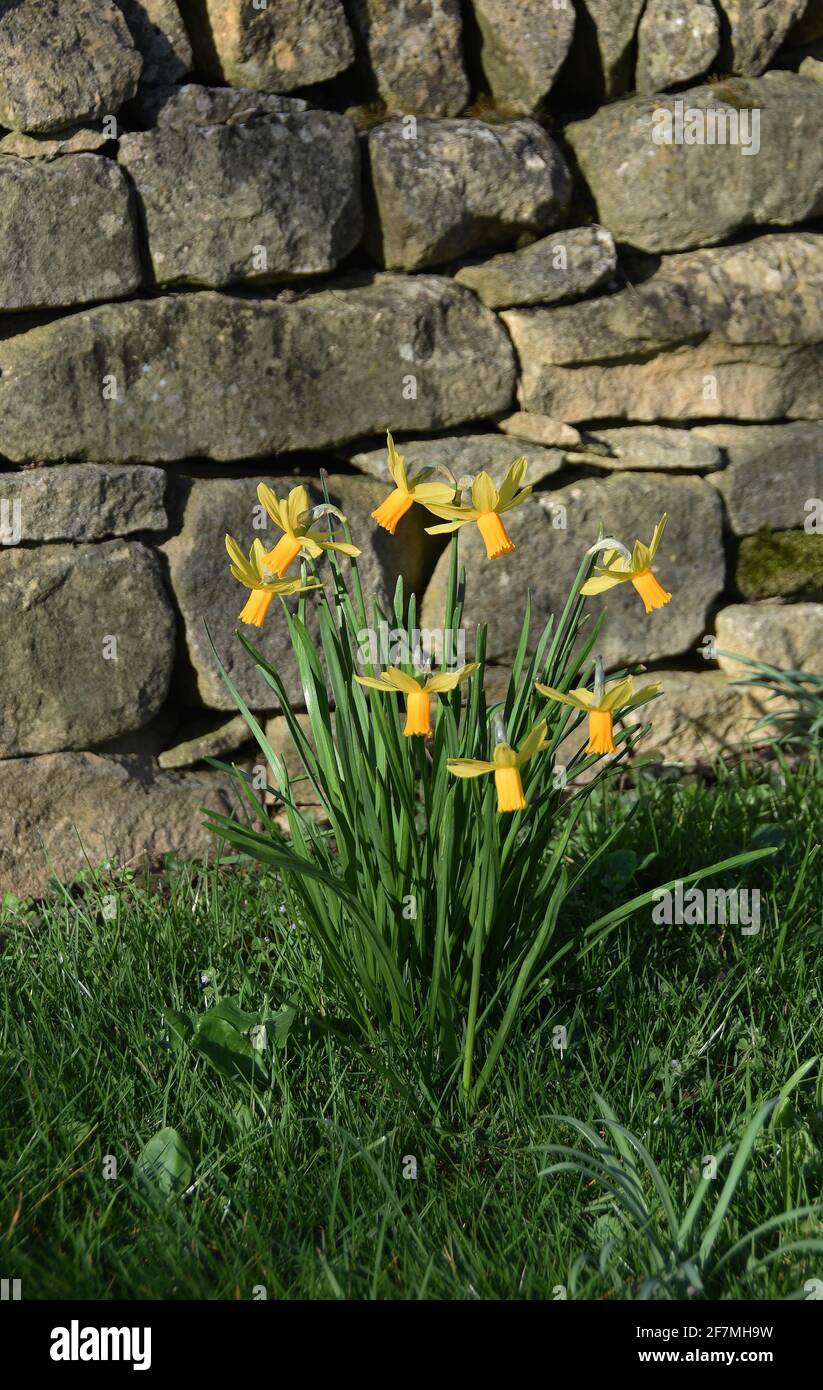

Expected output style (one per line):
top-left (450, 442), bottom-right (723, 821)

top-left (462, 836), bottom-right (484, 1097)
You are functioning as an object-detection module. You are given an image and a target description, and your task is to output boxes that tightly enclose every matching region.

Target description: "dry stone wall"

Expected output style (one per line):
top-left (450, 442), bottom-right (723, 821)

top-left (1, 0), bottom-right (822, 894)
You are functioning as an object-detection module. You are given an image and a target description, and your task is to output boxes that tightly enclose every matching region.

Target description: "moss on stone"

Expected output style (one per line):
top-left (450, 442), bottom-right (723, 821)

top-left (736, 529), bottom-right (823, 601)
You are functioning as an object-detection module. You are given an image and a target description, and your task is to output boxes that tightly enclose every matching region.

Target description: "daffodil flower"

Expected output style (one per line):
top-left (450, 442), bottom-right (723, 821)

top-left (579, 514), bottom-right (672, 613)
top-left (355, 664), bottom-right (479, 737)
top-left (447, 717), bottom-right (548, 813)
top-left (370, 432), bottom-right (457, 534)
top-left (424, 458), bottom-right (531, 560)
top-left (226, 535), bottom-right (321, 627)
top-left (536, 659), bottom-right (661, 757)
top-left (257, 483), bottom-right (361, 577)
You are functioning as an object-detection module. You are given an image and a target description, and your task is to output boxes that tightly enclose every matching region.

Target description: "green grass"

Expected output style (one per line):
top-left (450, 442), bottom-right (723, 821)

top-left (1, 758), bottom-right (821, 1300)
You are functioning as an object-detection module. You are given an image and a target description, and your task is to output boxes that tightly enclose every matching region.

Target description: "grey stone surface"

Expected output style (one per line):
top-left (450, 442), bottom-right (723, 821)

top-left (717, 0), bottom-right (807, 75)
top-left (496, 413), bottom-right (583, 448)
top-left (504, 234), bottom-right (823, 422)
top-left (0, 0), bottom-right (142, 133)
top-left (344, 432), bottom-right (564, 485)
top-left (345, 0), bottom-right (469, 116)
top-left (133, 83), bottom-right (311, 128)
top-left (420, 472), bottom-right (725, 667)
top-left (0, 464), bottom-right (167, 541)
top-left (636, 0), bottom-right (720, 93)
top-left (158, 714), bottom-right (251, 768)
top-left (180, 0), bottom-right (355, 92)
top-left (565, 74), bottom-right (823, 253)
top-left (472, 0), bottom-right (576, 113)
top-left (0, 541), bottom-right (176, 756)
top-left (697, 422), bottom-right (823, 534)
top-left (627, 669), bottom-right (763, 761)
top-left (716, 602), bottom-right (823, 675)
top-left (366, 117), bottom-right (572, 271)
top-left (0, 753), bottom-right (239, 897)
top-left (0, 127), bottom-right (109, 157)
top-left (0, 155), bottom-right (141, 311)
top-left (164, 472), bottom-right (433, 710)
top-left (0, 276), bottom-right (515, 463)
top-left (119, 109), bottom-right (362, 288)
top-left (115, 0), bottom-right (192, 85)
top-left (573, 426), bottom-right (723, 472)
top-left (454, 226), bottom-right (616, 308)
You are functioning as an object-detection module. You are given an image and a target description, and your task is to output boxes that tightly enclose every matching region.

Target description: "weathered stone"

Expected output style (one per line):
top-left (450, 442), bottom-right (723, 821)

top-left (454, 226), bottom-right (616, 308)
top-left (0, 127), bottom-right (108, 157)
top-left (504, 234), bottom-right (823, 423)
top-left (497, 413), bottom-right (582, 449)
top-left (420, 473), bottom-right (725, 668)
top-left (570, 426), bottom-right (723, 472)
top-left (559, 0), bottom-right (646, 101)
top-left (715, 602), bottom-right (823, 676)
top-left (565, 74), bottom-right (823, 254)
top-left (799, 53), bottom-right (823, 76)
top-left (344, 433), bottom-right (564, 486)
top-left (345, 0), bottom-right (469, 116)
top-left (698, 422), bottom-right (823, 534)
top-left (0, 277), bottom-right (515, 463)
top-left (513, 340), bottom-right (823, 423)
top-left (506, 235), bottom-right (823, 363)
top-left (0, 0), bottom-right (142, 134)
top-left (0, 464), bottom-right (167, 541)
top-left (180, 0), bottom-right (354, 91)
top-left (133, 83), bottom-right (311, 128)
top-left (471, 0), bottom-right (576, 113)
top-left (164, 473), bottom-right (432, 710)
top-left (717, 0), bottom-right (807, 74)
top-left (636, 0), bottom-right (720, 93)
top-left (366, 118), bottom-right (572, 271)
top-left (158, 714), bottom-right (252, 768)
top-left (0, 541), bottom-right (175, 756)
top-left (0, 155), bottom-right (141, 312)
top-left (624, 669), bottom-right (764, 762)
top-left (119, 109), bottom-right (362, 288)
top-left (736, 530), bottom-right (823, 601)
top-left (0, 753), bottom-right (239, 897)
top-left (115, 0), bottom-right (192, 85)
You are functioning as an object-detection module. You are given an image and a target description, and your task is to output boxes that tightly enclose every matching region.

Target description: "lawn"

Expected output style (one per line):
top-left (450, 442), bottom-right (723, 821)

top-left (2, 755), bottom-right (821, 1301)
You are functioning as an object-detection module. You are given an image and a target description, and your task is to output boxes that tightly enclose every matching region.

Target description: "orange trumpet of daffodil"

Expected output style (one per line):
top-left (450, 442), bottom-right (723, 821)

top-left (225, 535), bottom-right (321, 627)
top-left (424, 457), bottom-right (531, 559)
top-left (355, 663), bottom-right (479, 737)
top-left (536, 660), bottom-right (661, 757)
top-left (580, 514), bottom-right (672, 613)
top-left (447, 717), bottom-right (548, 813)
top-left (370, 432), bottom-right (457, 534)
top-left (257, 483), bottom-right (361, 576)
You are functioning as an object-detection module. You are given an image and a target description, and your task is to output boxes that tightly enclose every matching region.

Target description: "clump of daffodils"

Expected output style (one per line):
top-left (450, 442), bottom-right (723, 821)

top-left (212, 427), bottom-right (680, 1105)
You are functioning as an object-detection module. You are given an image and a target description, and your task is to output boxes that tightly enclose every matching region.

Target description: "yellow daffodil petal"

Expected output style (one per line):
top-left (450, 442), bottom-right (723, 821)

top-left (386, 431), bottom-right (408, 492)
top-left (424, 502), bottom-right (477, 521)
top-left (599, 677), bottom-right (635, 712)
top-left (403, 690), bottom-right (432, 737)
top-left (648, 513), bottom-right (668, 560)
top-left (425, 662), bottom-right (479, 694)
top-left (383, 668), bottom-right (423, 694)
top-left (495, 766), bottom-right (527, 813)
top-left (471, 472), bottom-right (498, 514)
top-left (410, 481), bottom-right (457, 506)
top-left (497, 484), bottom-right (532, 515)
top-left (447, 758), bottom-right (496, 777)
top-left (535, 682), bottom-right (591, 711)
top-left (321, 540), bottom-right (361, 558)
top-left (496, 457), bottom-right (528, 508)
top-left (425, 519), bottom-right (467, 535)
top-left (515, 719), bottom-right (548, 767)
top-left (579, 573), bottom-right (628, 596)
top-left (225, 534), bottom-right (256, 586)
top-left (239, 589), bottom-right (275, 627)
top-left (476, 512), bottom-right (515, 559)
top-left (284, 485), bottom-right (310, 533)
top-left (266, 531), bottom-right (303, 576)
top-left (354, 674), bottom-right (398, 692)
top-left (257, 483), bottom-right (283, 531)
top-left (632, 539), bottom-right (652, 573)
